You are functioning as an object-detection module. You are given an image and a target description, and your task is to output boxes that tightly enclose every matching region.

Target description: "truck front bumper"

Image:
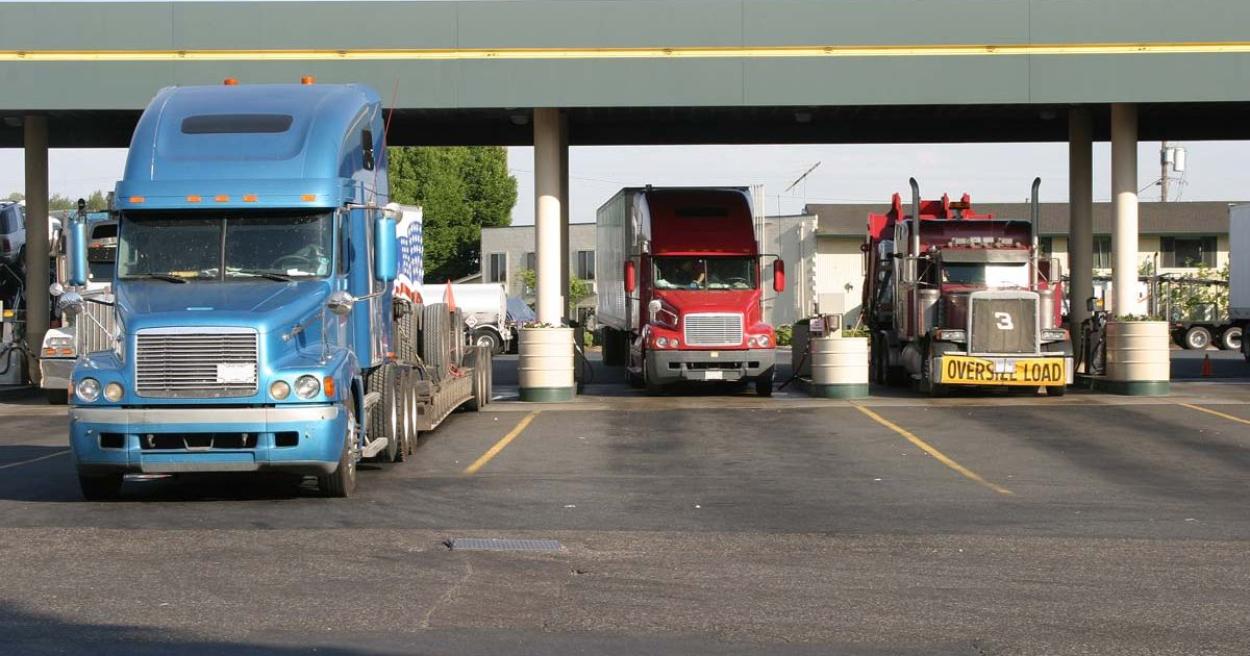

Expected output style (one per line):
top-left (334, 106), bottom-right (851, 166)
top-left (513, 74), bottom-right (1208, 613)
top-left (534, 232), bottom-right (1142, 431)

top-left (69, 404), bottom-right (345, 475)
top-left (648, 348), bottom-right (775, 385)
top-left (933, 354), bottom-right (1074, 386)
top-left (39, 358), bottom-right (73, 392)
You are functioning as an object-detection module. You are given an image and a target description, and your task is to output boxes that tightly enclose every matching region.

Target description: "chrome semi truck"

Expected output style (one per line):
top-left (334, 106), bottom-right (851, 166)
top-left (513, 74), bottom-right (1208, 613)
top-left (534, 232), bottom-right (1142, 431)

top-left (65, 80), bottom-right (490, 499)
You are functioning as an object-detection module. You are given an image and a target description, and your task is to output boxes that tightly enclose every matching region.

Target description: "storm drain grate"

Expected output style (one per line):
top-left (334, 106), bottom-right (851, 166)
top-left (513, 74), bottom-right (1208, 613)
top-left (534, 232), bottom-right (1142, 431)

top-left (449, 538), bottom-right (563, 552)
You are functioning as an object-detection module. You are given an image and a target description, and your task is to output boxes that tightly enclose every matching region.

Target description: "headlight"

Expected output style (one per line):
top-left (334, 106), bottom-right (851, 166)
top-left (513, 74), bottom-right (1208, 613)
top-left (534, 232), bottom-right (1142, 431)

top-left (269, 380), bottom-right (291, 400)
top-left (294, 375), bottom-right (321, 399)
top-left (750, 334), bottom-right (771, 348)
top-left (104, 382), bottom-right (124, 402)
top-left (76, 378), bottom-right (100, 402)
top-left (935, 329), bottom-right (967, 343)
top-left (1041, 328), bottom-right (1069, 342)
top-left (655, 337), bottom-right (674, 349)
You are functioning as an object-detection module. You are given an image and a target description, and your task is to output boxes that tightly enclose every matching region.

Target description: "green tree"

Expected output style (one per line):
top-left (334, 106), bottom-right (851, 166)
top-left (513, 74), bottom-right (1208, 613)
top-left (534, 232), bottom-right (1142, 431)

top-left (5, 192), bottom-right (22, 202)
top-left (48, 194), bottom-right (74, 212)
top-left (85, 190), bottom-right (108, 211)
top-left (388, 146), bottom-right (517, 282)
top-left (519, 269), bottom-right (593, 307)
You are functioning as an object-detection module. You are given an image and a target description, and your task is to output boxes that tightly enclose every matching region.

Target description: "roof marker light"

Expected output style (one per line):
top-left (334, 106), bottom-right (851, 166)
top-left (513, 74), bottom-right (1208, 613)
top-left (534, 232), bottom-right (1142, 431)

top-left (301, 194), bottom-right (317, 202)
top-left (186, 195), bottom-right (202, 203)
top-left (242, 194), bottom-right (258, 202)
top-left (300, 75), bottom-right (315, 85)
top-left (128, 196), bottom-right (144, 204)
top-left (223, 77), bottom-right (238, 86)
top-left (215, 194), bottom-right (230, 202)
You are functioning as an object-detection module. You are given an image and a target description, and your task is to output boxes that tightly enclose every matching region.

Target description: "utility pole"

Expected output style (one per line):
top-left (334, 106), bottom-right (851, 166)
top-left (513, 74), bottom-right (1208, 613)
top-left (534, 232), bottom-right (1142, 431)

top-left (1160, 140), bottom-right (1169, 202)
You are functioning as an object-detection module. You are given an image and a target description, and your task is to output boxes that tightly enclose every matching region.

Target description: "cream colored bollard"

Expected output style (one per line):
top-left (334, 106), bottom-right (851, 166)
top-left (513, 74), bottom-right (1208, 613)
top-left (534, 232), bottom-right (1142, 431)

top-left (809, 336), bottom-right (870, 399)
top-left (1104, 320), bottom-right (1170, 396)
top-left (518, 326), bottom-right (576, 402)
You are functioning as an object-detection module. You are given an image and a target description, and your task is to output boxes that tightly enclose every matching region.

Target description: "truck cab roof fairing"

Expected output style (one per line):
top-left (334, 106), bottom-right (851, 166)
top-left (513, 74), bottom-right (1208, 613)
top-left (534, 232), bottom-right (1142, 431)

top-left (643, 188), bottom-right (757, 256)
top-left (119, 83), bottom-right (382, 207)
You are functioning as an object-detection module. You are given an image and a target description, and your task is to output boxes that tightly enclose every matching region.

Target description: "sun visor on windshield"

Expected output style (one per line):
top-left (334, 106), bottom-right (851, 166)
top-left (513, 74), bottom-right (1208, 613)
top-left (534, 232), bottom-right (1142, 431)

top-left (941, 249), bottom-right (1030, 264)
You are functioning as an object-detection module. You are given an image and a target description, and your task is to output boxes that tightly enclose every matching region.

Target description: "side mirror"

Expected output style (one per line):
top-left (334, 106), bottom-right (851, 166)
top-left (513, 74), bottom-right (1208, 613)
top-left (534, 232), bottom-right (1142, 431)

top-left (624, 260), bottom-right (637, 294)
top-left (327, 290), bottom-right (355, 317)
top-left (773, 259), bottom-right (786, 293)
top-left (373, 216), bottom-right (397, 283)
top-left (66, 219), bottom-right (88, 286)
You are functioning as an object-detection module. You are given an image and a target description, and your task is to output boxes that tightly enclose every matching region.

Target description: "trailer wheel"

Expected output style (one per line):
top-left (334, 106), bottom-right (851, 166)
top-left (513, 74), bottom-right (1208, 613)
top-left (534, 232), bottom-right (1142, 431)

top-left (78, 472), bottom-right (124, 501)
top-left (318, 400), bottom-right (358, 498)
top-left (473, 328), bottom-right (502, 354)
top-left (755, 366), bottom-right (775, 397)
top-left (1045, 385), bottom-right (1067, 397)
top-left (451, 308), bottom-right (466, 367)
top-left (466, 346), bottom-right (491, 411)
top-left (1219, 326), bottom-right (1242, 351)
top-left (1184, 325), bottom-right (1213, 350)
top-left (421, 303), bottom-right (451, 382)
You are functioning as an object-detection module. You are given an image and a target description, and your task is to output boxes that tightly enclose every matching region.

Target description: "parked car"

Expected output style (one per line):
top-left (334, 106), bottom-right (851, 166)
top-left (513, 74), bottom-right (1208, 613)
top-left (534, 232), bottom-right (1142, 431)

top-left (0, 201), bottom-right (25, 267)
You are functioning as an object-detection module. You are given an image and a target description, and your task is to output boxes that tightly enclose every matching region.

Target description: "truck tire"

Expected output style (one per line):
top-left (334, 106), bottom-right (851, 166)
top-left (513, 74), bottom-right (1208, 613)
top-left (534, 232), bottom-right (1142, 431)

top-left (318, 400), bottom-right (358, 498)
top-left (452, 308), bottom-right (465, 367)
top-left (78, 472), bottom-right (124, 501)
top-left (367, 366), bottom-right (400, 463)
top-left (755, 366), bottom-right (775, 397)
top-left (1220, 326), bottom-right (1242, 351)
top-left (466, 346), bottom-right (491, 411)
top-left (395, 303), bottom-right (418, 364)
top-left (1045, 384), bottom-right (1067, 396)
top-left (45, 389), bottom-right (68, 405)
top-left (392, 368), bottom-right (410, 463)
top-left (1184, 325), bottom-right (1212, 350)
top-left (421, 303), bottom-right (451, 382)
top-left (473, 328), bottom-right (502, 354)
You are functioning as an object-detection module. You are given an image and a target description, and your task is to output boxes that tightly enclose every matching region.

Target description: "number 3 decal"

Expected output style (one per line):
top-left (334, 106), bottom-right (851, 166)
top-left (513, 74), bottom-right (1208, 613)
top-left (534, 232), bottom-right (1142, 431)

top-left (994, 311), bottom-right (1014, 330)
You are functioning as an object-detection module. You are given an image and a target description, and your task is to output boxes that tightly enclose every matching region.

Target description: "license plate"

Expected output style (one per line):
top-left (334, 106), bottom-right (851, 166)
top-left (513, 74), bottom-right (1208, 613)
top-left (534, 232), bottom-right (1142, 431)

top-left (216, 363), bottom-right (257, 384)
top-left (705, 370), bottom-right (724, 380)
top-left (939, 355), bottom-right (1065, 386)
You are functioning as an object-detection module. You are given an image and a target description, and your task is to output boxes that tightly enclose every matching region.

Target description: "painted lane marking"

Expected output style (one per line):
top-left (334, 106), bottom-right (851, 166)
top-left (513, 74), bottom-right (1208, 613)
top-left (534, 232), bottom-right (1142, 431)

top-left (1177, 402), bottom-right (1250, 427)
top-left (463, 411), bottom-right (540, 475)
top-left (5, 42), bottom-right (1250, 63)
top-left (0, 449), bottom-right (70, 471)
top-left (852, 403), bottom-right (1014, 496)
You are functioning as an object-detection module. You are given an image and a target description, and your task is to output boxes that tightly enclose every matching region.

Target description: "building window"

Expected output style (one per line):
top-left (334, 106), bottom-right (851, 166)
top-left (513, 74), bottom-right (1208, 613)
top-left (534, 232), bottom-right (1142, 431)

top-left (1093, 236), bottom-right (1112, 268)
top-left (1160, 236), bottom-right (1217, 268)
top-left (525, 251), bottom-right (536, 272)
top-left (487, 252), bottom-right (507, 283)
top-left (577, 250), bottom-right (595, 280)
top-left (1039, 237), bottom-right (1053, 258)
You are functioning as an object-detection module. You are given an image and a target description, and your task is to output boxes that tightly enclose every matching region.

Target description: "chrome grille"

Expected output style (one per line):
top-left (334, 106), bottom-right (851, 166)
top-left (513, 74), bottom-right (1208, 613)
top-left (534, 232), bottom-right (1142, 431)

top-left (135, 329), bottom-right (259, 398)
top-left (75, 294), bottom-right (116, 355)
top-left (683, 313), bottom-right (744, 347)
top-left (970, 295), bottom-right (1038, 354)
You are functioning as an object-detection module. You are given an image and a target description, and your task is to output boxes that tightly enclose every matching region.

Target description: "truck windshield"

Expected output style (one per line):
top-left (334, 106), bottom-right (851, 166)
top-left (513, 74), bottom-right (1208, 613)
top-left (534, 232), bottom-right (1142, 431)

top-left (118, 211), bottom-right (333, 281)
top-left (942, 263), bottom-right (1030, 288)
top-left (654, 257), bottom-right (757, 290)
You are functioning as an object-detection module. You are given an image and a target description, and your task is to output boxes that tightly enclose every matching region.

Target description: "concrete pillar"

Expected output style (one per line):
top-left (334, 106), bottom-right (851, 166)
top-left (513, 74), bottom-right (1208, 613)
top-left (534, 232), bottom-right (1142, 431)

top-left (23, 115), bottom-right (49, 386)
top-left (1067, 107), bottom-right (1093, 357)
top-left (558, 112), bottom-right (571, 320)
top-left (1110, 103), bottom-right (1138, 316)
top-left (533, 108), bottom-right (564, 324)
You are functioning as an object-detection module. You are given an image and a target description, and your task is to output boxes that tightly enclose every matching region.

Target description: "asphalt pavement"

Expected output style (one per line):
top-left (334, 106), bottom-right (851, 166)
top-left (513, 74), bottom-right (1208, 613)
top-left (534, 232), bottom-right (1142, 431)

top-left (1, 353), bottom-right (1249, 654)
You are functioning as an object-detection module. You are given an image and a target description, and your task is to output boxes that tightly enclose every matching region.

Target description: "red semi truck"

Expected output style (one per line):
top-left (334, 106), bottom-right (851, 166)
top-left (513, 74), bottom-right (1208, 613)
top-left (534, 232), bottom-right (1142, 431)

top-left (596, 187), bottom-right (784, 395)
top-left (863, 179), bottom-right (1072, 395)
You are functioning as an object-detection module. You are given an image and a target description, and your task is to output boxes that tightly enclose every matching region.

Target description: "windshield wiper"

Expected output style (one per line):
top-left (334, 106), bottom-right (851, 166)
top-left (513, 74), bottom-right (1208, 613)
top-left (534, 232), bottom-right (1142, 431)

top-left (230, 269), bottom-right (295, 282)
top-left (128, 273), bottom-right (189, 284)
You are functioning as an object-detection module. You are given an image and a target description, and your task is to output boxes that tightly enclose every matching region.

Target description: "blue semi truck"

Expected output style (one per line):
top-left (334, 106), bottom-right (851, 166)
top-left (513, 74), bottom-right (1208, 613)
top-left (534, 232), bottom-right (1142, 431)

top-left (62, 81), bottom-right (491, 499)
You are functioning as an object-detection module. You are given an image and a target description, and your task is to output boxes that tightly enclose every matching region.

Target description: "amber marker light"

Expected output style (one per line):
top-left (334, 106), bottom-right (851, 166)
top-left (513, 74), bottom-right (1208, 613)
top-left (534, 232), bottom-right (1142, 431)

top-left (322, 376), bottom-right (335, 398)
top-left (242, 194), bottom-right (258, 202)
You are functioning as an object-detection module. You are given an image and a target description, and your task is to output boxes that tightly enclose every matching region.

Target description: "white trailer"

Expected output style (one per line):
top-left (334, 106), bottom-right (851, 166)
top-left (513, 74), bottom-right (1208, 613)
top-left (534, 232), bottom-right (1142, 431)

top-left (417, 283), bottom-right (510, 354)
top-left (1229, 204), bottom-right (1250, 360)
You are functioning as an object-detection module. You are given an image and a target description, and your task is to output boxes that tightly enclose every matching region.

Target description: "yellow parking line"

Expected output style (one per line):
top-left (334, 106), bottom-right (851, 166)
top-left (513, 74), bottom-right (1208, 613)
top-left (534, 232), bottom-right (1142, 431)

top-left (463, 411), bottom-right (540, 475)
top-left (0, 449), bottom-right (70, 471)
top-left (1177, 402), bottom-right (1250, 427)
top-left (851, 403), bottom-right (1014, 496)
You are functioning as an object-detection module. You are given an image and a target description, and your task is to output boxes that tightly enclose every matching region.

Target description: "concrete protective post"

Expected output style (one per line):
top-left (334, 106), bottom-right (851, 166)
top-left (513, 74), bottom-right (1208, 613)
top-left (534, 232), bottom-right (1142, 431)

top-left (23, 115), bottom-right (49, 386)
top-left (1067, 107), bottom-right (1093, 359)
top-left (520, 108), bottom-right (575, 402)
top-left (1110, 103), bottom-right (1139, 316)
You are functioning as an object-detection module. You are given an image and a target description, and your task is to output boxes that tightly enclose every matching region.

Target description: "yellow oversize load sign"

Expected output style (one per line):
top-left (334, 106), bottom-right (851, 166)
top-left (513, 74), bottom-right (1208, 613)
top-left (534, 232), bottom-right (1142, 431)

top-left (939, 355), bottom-right (1066, 386)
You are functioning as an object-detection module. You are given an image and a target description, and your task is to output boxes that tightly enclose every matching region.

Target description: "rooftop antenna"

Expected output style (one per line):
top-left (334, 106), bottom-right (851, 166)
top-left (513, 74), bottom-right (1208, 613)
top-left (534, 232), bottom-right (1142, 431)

top-left (785, 161), bottom-right (821, 194)
top-left (373, 78), bottom-right (401, 205)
